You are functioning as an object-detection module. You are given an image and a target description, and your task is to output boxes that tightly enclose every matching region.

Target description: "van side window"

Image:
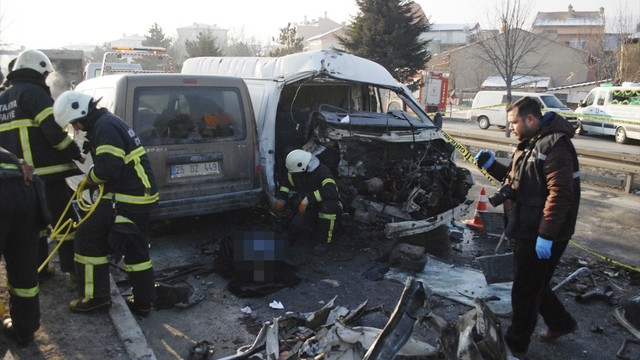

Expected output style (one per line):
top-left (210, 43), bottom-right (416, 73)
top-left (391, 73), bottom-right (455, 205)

top-left (584, 92), bottom-right (596, 106)
top-left (501, 95), bottom-right (523, 104)
top-left (609, 89), bottom-right (640, 105)
top-left (133, 86), bottom-right (246, 146)
top-left (596, 92), bottom-right (605, 106)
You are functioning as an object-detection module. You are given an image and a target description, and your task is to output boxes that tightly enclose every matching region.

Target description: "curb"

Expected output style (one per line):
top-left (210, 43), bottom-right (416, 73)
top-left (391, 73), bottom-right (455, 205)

top-left (109, 276), bottom-right (157, 360)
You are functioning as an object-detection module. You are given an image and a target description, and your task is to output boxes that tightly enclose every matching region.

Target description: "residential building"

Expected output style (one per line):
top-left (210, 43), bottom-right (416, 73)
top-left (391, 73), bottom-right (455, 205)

top-left (175, 23), bottom-right (228, 62)
top-left (110, 34), bottom-right (145, 49)
top-left (426, 28), bottom-right (591, 102)
top-left (532, 5), bottom-right (605, 53)
top-left (294, 13), bottom-right (342, 43)
top-left (422, 23), bottom-right (480, 54)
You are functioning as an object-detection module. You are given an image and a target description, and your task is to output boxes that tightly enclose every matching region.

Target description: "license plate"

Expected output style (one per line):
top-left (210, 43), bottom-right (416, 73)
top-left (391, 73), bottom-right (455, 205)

top-left (170, 162), bottom-right (219, 178)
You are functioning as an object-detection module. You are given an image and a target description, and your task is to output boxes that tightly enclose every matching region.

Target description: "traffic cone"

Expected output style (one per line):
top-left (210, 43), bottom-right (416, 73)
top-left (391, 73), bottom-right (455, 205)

top-left (464, 188), bottom-right (487, 231)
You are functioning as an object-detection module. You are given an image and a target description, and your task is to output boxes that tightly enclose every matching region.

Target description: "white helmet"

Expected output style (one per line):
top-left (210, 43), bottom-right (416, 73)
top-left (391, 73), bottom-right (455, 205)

top-left (53, 91), bottom-right (93, 129)
top-left (286, 149), bottom-right (312, 173)
top-left (14, 49), bottom-right (54, 75)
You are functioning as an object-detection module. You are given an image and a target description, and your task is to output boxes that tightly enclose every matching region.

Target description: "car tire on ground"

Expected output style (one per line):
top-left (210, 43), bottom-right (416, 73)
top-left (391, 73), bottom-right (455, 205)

top-left (478, 116), bottom-right (490, 130)
top-left (615, 127), bottom-right (628, 144)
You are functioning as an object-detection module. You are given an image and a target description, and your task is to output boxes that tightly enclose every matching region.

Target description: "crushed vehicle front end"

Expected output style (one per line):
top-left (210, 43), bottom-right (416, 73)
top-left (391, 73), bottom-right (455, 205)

top-left (272, 60), bottom-right (473, 237)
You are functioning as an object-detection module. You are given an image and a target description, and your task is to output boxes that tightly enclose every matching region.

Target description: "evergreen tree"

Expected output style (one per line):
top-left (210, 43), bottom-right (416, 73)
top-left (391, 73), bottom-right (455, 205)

top-left (338, 0), bottom-right (430, 83)
top-left (89, 42), bottom-right (112, 62)
top-left (185, 30), bottom-right (223, 57)
top-left (269, 23), bottom-right (304, 57)
top-left (142, 23), bottom-right (172, 49)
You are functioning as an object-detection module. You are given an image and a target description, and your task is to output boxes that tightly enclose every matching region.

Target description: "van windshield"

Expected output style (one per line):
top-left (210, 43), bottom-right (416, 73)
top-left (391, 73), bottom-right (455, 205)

top-left (540, 95), bottom-right (565, 108)
top-left (133, 86), bottom-right (246, 146)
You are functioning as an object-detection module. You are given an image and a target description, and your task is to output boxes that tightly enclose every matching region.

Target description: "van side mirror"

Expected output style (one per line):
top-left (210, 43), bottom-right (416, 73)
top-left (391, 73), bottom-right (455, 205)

top-left (433, 112), bottom-right (443, 129)
top-left (578, 100), bottom-right (586, 107)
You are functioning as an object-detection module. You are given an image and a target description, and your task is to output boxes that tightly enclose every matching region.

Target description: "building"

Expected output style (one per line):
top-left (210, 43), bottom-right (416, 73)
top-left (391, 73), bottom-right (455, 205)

top-left (110, 34), bottom-right (146, 49)
top-left (426, 28), bottom-right (591, 102)
top-left (532, 5), bottom-right (605, 53)
top-left (306, 27), bottom-right (347, 52)
top-left (294, 13), bottom-right (342, 42)
top-left (421, 23), bottom-right (480, 54)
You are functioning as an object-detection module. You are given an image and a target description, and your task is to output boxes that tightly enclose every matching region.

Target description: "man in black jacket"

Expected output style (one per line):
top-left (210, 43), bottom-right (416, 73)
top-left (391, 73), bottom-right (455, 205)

top-left (54, 90), bottom-right (158, 316)
top-left (274, 149), bottom-right (342, 245)
top-left (0, 147), bottom-right (46, 347)
top-left (0, 49), bottom-right (85, 282)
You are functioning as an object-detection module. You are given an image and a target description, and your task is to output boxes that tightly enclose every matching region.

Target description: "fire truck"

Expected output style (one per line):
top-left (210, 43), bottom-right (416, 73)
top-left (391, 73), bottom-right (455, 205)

top-left (412, 71), bottom-right (450, 114)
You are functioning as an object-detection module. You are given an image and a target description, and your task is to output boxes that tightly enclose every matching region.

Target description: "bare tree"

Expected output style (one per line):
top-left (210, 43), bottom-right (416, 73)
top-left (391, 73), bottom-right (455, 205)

top-left (475, 0), bottom-right (546, 136)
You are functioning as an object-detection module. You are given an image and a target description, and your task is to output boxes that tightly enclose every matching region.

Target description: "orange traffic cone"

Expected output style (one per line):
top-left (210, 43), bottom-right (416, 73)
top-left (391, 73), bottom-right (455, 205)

top-left (464, 188), bottom-right (487, 231)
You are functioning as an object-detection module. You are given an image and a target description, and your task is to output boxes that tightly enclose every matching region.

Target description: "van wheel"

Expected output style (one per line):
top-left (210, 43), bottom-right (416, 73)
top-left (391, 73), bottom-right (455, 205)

top-left (615, 127), bottom-right (628, 144)
top-left (477, 116), bottom-right (490, 129)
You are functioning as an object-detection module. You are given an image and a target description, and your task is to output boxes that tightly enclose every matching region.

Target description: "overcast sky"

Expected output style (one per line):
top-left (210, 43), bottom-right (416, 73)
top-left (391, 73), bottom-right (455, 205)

top-left (1, 0), bottom-right (638, 49)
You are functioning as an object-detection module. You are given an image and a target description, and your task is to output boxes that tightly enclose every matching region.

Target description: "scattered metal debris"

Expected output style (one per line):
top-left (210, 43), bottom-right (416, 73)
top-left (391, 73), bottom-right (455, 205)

top-left (189, 340), bottom-right (214, 360)
top-left (552, 267), bottom-right (598, 291)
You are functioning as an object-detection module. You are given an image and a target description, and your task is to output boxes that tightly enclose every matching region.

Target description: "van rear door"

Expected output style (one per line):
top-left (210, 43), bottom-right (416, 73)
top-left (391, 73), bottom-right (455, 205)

top-left (126, 75), bottom-right (261, 219)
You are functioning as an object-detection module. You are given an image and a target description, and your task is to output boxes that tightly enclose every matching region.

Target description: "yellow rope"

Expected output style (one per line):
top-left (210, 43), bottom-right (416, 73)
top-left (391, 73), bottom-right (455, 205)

top-left (38, 179), bottom-right (103, 273)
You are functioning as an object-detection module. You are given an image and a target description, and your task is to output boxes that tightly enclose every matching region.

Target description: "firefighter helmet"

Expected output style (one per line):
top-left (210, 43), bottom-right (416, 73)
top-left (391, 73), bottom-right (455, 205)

top-left (54, 91), bottom-right (93, 128)
top-left (286, 149), bottom-right (312, 173)
top-left (14, 49), bottom-right (54, 75)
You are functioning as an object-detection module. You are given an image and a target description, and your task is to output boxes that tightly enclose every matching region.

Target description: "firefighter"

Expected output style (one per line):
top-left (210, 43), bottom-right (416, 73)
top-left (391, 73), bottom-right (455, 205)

top-left (274, 149), bottom-right (343, 245)
top-left (0, 49), bottom-right (85, 282)
top-left (53, 91), bottom-right (158, 316)
top-left (0, 147), bottom-right (48, 347)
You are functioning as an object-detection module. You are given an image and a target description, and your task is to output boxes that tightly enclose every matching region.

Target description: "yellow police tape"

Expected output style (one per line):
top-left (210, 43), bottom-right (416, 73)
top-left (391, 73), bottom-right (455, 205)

top-left (569, 240), bottom-right (640, 273)
top-left (441, 129), bottom-right (500, 188)
top-left (439, 127), bottom-right (640, 274)
top-left (38, 179), bottom-right (103, 273)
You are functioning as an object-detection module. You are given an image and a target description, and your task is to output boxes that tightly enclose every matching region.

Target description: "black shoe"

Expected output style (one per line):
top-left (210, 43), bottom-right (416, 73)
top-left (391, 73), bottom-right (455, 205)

top-left (125, 296), bottom-right (152, 317)
top-left (69, 297), bottom-right (112, 313)
top-left (38, 267), bottom-right (55, 283)
top-left (2, 318), bottom-right (34, 347)
top-left (538, 324), bottom-right (578, 342)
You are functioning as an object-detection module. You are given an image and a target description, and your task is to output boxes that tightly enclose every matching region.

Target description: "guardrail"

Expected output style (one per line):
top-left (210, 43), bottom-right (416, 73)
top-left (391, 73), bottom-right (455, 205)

top-left (444, 130), bottom-right (640, 193)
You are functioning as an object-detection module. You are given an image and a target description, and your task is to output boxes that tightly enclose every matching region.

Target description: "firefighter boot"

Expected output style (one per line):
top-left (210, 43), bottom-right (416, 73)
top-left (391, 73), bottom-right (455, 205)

top-left (69, 296), bottom-right (112, 313)
top-left (125, 296), bottom-right (152, 317)
top-left (2, 318), bottom-right (34, 347)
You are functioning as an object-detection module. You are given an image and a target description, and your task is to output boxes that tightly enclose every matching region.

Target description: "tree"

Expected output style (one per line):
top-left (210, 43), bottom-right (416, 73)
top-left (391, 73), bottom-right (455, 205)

top-left (476, 0), bottom-right (545, 102)
top-left (142, 23), bottom-right (172, 49)
top-left (337, 0), bottom-right (430, 83)
top-left (269, 23), bottom-right (304, 57)
top-left (88, 42), bottom-right (112, 62)
top-left (227, 27), bottom-right (263, 57)
top-left (185, 30), bottom-right (223, 58)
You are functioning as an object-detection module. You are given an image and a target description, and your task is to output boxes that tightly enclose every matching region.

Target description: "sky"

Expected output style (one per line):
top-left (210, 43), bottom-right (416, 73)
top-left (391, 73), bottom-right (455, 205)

top-left (1, 0), bottom-right (639, 50)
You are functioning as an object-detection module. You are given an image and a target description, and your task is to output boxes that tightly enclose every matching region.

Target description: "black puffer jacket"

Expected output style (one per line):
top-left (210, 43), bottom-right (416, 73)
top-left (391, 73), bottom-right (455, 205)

top-left (0, 69), bottom-right (82, 181)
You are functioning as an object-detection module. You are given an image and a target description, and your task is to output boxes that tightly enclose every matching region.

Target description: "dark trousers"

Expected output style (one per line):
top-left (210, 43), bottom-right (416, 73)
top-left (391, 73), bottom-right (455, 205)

top-left (504, 237), bottom-right (576, 352)
top-left (289, 200), bottom-right (341, 243)
top-left (41, 179), bottom-right (75, 273)
top-left (0, 178), bottom-right (41, 337)
top-left (74, 200), bottom-right (156, 303)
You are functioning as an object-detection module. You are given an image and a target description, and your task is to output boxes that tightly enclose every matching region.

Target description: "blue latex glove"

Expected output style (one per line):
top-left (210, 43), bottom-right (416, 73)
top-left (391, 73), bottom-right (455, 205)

top-left (474, 150), bottom-right (494, 169)
top-left (535, 236), bottom-right (553, 259)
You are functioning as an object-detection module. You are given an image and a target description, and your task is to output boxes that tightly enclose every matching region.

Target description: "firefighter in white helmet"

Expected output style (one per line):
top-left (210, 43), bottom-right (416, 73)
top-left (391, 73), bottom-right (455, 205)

top-left (274, 149), bottom-right (343, 245)
top-left (0, 49), bottom-right (85, 283)
top-left (53, 90), bottom-right (158, 316)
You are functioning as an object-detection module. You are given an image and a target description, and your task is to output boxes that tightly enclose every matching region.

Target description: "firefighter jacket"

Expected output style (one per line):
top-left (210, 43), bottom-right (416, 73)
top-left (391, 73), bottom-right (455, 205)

top-left (82, 108), bottom-right (158, 212)
top-left (0, 69), bottom-right (82, 181)
top-left (276, 163), bottom-right (339, 209)
top-left (488, 112), bottom-right (580, 242)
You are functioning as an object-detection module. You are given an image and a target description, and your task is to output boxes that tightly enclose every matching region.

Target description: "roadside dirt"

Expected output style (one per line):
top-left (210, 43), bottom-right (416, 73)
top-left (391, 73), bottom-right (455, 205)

top-left (0, 179), bottom-right (639, 360)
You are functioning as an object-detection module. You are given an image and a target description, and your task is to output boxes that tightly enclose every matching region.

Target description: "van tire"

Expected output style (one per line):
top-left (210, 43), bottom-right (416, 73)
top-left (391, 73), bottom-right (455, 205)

top-left (477, 116), bottom-right (490, 129)
top-left (615, 127), bottom-right (628, 144)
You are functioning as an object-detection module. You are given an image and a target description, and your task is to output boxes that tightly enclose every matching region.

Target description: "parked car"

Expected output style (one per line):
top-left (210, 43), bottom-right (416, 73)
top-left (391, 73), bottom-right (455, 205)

top-left (575, 84), bottom-right (640, 144)
top-left (74, 74), bottom-right (262, 220)
top-left (468, 90), bottom-right (578, 130)
top-left (182, 50), bottom-right (474, 237)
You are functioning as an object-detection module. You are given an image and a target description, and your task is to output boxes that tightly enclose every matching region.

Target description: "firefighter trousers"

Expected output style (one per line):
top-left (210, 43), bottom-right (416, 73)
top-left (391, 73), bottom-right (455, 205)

top-left (74, 200), bottom-right (156, 304)
top-left (0, 177), bottom-right (41, 337)
top-left (40, 179), bottom-right (76, 273)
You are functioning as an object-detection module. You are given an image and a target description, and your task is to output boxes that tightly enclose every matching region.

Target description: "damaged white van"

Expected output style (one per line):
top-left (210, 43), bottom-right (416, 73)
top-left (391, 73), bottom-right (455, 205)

top-left (182, 51), bottom-right (474, 237)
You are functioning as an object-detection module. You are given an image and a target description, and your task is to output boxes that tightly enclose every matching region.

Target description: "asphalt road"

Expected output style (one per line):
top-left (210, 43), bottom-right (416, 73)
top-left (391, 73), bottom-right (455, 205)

top-left (443, 109), bottom-right (640, 154)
